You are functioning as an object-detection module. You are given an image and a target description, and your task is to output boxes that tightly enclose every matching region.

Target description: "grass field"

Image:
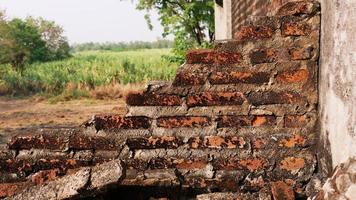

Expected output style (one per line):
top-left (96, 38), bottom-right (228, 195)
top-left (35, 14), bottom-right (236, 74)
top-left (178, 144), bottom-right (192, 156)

top-left (0, 49), bottom-right (179, 101)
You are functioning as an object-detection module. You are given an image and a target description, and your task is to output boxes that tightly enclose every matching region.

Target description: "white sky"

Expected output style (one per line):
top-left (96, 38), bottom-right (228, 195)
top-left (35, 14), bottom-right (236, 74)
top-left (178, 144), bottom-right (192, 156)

top-left (0, 0), bottom-right (166, 44)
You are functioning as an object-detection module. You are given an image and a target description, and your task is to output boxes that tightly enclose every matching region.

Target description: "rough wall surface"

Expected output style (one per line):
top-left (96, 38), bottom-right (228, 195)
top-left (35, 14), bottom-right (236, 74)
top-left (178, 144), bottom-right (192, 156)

top-left (311, 158), bottom-right (356, 200)
top-left (0, 1), bottom-right (321, 199)
top-left (231, 0), bottom-right (296, 38)
top-left (319, 0), bottom-right (356, 176)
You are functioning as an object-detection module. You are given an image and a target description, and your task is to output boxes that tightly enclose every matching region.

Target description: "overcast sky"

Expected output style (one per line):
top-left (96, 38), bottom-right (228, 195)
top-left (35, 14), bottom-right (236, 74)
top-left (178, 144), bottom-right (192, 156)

top-left (0, 0), bottom-right (166, 44)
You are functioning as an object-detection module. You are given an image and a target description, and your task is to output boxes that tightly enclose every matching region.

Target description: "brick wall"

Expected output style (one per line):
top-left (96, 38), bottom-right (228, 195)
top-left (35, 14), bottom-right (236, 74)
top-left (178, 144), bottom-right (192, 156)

top-left (0, 1), bottom-right (321, 199)
top-left (231, 0), bottom-right (301, 37)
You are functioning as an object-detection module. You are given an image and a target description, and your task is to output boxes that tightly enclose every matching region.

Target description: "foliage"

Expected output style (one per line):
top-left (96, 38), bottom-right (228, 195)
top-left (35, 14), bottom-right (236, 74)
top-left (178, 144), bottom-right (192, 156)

top-left (0, 49), bottom-right (179, 97)
top-left (0, 13), bottom-right (70, 72)
top-left (71, 39), bottom-right (173, 52)
top-left (135, 0), bottom-right (215, 62)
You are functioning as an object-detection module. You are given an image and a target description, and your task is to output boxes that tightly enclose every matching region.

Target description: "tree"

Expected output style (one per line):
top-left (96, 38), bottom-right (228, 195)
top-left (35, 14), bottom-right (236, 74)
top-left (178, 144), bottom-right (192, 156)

top-left (0, 13), bottom-right (71, 72)
top-left (135, 0), bottom-right (215, 59)
top-left (26, 17), bottom-right (71, 60)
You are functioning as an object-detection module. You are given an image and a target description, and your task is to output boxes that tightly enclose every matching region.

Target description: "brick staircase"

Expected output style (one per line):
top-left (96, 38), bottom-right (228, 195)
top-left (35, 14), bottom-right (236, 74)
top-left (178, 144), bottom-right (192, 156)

top-left (0, 1), bottom-right (321, 199)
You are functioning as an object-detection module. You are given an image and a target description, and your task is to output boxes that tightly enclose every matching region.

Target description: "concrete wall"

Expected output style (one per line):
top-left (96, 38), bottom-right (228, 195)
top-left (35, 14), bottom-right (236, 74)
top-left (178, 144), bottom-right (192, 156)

top-left (214, 0), bottom-right (232, 40)
top-left (319, 0), bottom-right (356, 175)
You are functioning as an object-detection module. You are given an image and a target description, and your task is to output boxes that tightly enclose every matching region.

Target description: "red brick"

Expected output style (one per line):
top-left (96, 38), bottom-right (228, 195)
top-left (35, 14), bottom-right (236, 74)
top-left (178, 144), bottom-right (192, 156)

top-left (276, 69), bottom-right (309, 83)
top-left (216, 115), bottom-right (276, 128)
top-left (252, 138), bottom-right (267, 150)
top-left (280, 134), bottom-right (306, 148)
top-left (126, 136), bottom-right (183, 149)
top-left (279, 157), bottom-right (305, 171)
top-left (216, 116), bottom-right (252, 128)
top-left (250, 49), bottom-right (278, 64)
top-left (186, 49), bottom-right (242, 64)
top-left (252, 115), bottom-right (277, 126)
top-left (277, 1), bottom-right (318, 16)
top-left (282, 17), bottom-right (311, 36)
top-left (173, 159), bottom-right (208, 170)
top-left (239, 159), bottom-right (265, 172)
top-left (209, 71), bottom-right (270, 85)
top-left (156, 116), bottom-right (211, 128)
top-left (188, 137), bottom-right (202, 149)
top-left (126, 92), bottom-right (182, 106)
top-left (203, 136), bottom-right (247, 149)
top-left (31, 169), bottom-right (61, 184)
top-left (85, 115), bottom-right (151, 130)
top-left (235, 25), bottom-right (273, 41)
top-left (35, 159), bottom-right (91, 172)
top-left (8, 134), bottom-right (66, 150)
top-left (290, 47), bottom-right (313, 60)
top-left (0, 182), bottom-right (27, 198)
top-left (173, 70), bottom-right (207, 86)
top-left (271, 181), bottom-right (295, 200)
top-left (284, 115), bottom-right (307, 128)
top-left (186, 92), bottom-right (245, 107)
top-left (247, 91), bottom-right (306, 106)
top-left (0, 159), bottom-right (33, 174)
top-left (69, 134), bottom-right (120, 150)
top-left (212, 158), bottom-right (240, 170)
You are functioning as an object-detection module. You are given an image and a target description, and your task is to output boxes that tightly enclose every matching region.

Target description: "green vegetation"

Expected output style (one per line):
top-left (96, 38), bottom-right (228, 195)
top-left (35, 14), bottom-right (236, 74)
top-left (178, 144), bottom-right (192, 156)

top-left (0, 49), bottom-right (179, 99)
top-left (71, 40), bottom-right (173, 52)
top-left (136, 0), bottom-right (215, 62)
top-left (0, 10), bottom-right (71, 73)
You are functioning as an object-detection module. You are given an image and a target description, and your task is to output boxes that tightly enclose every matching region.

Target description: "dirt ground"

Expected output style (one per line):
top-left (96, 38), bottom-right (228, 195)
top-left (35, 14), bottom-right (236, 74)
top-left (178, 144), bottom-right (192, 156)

top-left (0, 96), bottom-right (127, 142)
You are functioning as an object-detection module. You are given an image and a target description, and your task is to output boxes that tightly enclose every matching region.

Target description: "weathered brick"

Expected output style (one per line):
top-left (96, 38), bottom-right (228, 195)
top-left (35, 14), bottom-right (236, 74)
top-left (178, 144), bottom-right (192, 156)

top-left (148, 158), bottom-right (172, 169)
top-left (173, 159), bottom-right (208, 170)
top-left (250, 49), bottom-right (278, 64)
top-left (69, 134), bottom-right (120, 150)
top-left (85, 115), bottom-right (151, 130)
top-left (252, 115), bottom-right (277, 126)
top-left (8, 134), bottom-right (67, 150)
top-left (276, 69), bottom-right (309, 83)
top-left (290, 47), bottom-right (313, 60)
top-left (279, 157), bottom-right (305, 171)
top-left (188, 137), bottom-right (202, 149)
top-left (0, 182), bottom-right (28, 198)
top-left (186, 49), bottom-right (242, 64)
top-left (271, 181), bottom-right (295, 200)
top-left (203, 136), bottom-right (247, 149)
top-left (280, 134), bottom-right (306, 148)
top-left (212, 159), bottom-right (240, 170)
top-left (277, 1), bottom-right (319, 16)
top-left (173, 70), bottom-right (207, 86)
top-left (216, 116), bottom-right (252, 128)
top-left (247, 91), bottom-right (306, 106)
top-left (126, 92), bottom-right (182, 106)
top-left (209, 71), bottom-right (270, 85)
top-left (235, 25), bottom-right (273, 41)
top-left (239, 158), bottom-right (265, 172)
top-left (187, 92), bottom-right (245, 107)
top-left (35, 159), bottom-right (91, 172)
top-left (156, 116), bottom-right (211, 128)
top-left (30, 169), bottom-right (61, 184)
top-left (126, 136), bottom-right (183, 149)
top-left (126, 159), bottom-right (148, 171)
top-left (252, 138), bottom-right (267, 150)
top-left (282, 17), bottom-right (311, 36)
top-left (284, 115), bottom-right (307, 128)
top-left (0, 159), bottom-right (33, 174)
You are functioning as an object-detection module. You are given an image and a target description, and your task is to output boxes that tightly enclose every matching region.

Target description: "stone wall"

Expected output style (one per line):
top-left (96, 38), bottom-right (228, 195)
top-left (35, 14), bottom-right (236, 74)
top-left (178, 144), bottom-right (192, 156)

top-left (0, 1), bottom-right (321, 199)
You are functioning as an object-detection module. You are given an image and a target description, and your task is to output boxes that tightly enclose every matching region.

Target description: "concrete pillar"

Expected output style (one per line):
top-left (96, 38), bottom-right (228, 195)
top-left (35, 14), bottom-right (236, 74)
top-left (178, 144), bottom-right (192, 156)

top-left (215, 0), bottom-right (232, 40)
top-left (319, 0), bottom-right (356, 176)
